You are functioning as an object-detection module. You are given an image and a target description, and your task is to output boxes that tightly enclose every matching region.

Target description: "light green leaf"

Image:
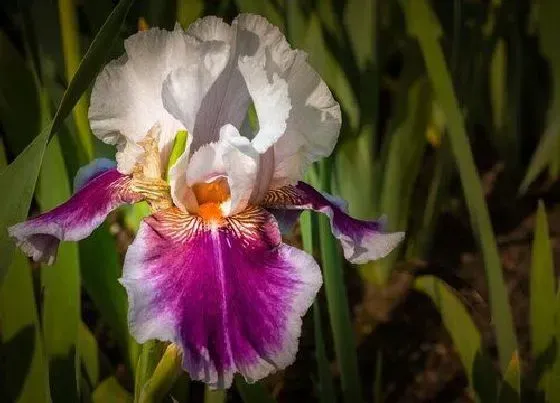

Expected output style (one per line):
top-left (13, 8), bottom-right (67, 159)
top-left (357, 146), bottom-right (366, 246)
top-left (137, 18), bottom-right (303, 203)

top-left (79, 322), bottom-right (100, 388)
top-left (415, 276), bottom-right (498, 401)
top-left (0, 251), bottom-right (50, 403)
top-left (530, 202), bottom-right (556, 396)
top-left (138, 344), bottom-right (182, 403)
top-left (401, 0), bottom-right (517, 374)
top-left (134, 341), bottom-right (165, 403)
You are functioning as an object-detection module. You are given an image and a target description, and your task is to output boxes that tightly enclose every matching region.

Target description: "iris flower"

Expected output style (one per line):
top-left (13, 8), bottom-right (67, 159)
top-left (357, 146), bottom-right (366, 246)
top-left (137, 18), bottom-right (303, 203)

top-left (9, 15), bottom-right (404, 388)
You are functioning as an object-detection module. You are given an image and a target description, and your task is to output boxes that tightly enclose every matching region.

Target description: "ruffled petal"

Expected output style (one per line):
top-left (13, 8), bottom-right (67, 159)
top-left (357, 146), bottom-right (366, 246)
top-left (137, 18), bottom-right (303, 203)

top-left (89, 26), bottom-right (192, 173)
top-left (262, 182), bottom-right (404, 264)
top-left (235, 15), bottom-right (341, 186)
top-left (9, 166), bottom-right (141, 264)
top-left (162, 40), bottom-right (231, 135)
top-left (270, 52), bottom-right (341, 187)
top-left (120, 207), bottom-right (321, 388)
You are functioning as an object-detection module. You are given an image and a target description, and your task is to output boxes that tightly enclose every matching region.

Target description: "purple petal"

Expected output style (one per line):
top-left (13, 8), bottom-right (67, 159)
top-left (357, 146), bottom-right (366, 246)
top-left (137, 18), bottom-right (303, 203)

top-left (120, 207), bottom-right (321, 388)
top-left (262, 182), bottom-right (405, 264)
top-left (9, 168), bottom-right (140, 264)
top-left (73, 157), bottom-right (117, 192)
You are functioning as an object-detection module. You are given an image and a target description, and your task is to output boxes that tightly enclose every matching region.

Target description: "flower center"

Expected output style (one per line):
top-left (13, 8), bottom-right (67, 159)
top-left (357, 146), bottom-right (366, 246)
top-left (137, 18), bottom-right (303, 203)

top-left (192, 177), bottom-right (230, 222)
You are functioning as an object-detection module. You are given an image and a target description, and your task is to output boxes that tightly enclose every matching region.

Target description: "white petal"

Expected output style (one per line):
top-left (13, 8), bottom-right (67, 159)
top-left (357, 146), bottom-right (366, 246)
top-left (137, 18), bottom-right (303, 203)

top-left (238, 56), bottom-right (291, 154)
top-left (168, 136), bottom-right (199, 213)
top-left (89, 26), bottom-right (191, 173)
top-left (235, 15), bottom-right (341, 186)
top-left (271, 51), bottom-right (341, 186)
top-left (186, 15), bottom-right (232, 42)
top-left (162, 41), bottom-right (231, 135)
top-left (220, 125), bottom-right (259, 215)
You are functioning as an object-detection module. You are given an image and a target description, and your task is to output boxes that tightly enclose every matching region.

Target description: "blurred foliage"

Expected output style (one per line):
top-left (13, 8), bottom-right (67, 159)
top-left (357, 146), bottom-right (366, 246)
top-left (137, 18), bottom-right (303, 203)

top-left (0, 0), bottom-right (559, 402)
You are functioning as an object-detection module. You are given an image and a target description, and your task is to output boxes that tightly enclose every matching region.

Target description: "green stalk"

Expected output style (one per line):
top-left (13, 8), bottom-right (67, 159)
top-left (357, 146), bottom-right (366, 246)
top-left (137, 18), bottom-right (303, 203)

top-left (318, 160), bottom-right (362, 403)
top-left (58, 0), bottom-right (94, 161)
top-left (301, 206), bottom-right (335, 403)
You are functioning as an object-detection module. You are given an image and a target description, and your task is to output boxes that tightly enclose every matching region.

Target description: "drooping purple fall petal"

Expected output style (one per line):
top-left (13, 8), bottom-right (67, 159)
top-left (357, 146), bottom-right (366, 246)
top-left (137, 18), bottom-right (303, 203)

top-left (8, 167), bottom-right (140, 264)
top-left (262, 181), bottom-right (405, 264)
top-left (120, 206), bottom-right (321, 388)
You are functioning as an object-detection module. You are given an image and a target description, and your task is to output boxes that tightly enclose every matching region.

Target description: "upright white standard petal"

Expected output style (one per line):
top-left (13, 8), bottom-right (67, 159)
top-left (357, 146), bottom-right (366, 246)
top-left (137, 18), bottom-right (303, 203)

top-left (162, 41), bottom-right (231, 134)
top-left (235, 15), bottom-right (341, 188)
top-left (89, 26), bottom-right (193, 173)
top-left (271, 51), bottom-right (341, 187)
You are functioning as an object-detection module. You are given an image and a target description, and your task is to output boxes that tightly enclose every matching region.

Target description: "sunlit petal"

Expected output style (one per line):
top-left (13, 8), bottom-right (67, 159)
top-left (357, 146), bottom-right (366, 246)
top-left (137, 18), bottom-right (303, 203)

top-left (121, 207), bottom-right (321, 388)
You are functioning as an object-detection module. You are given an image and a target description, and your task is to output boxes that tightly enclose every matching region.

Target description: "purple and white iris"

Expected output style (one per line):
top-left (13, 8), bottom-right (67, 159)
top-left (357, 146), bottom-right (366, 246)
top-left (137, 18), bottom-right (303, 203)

top-left (9, 15), bottom-right (404, 388)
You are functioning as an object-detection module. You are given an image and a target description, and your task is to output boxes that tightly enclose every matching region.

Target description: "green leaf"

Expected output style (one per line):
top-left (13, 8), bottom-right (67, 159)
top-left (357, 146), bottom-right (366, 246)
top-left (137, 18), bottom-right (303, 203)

top-left (37, 137), bottom-right (81, 402)
top-left (134, 341), bottom-right (165, 403)
top-left (80, 224), bottom-right (132, 362)
top-left (176, 0), bottom-right (204, 29)
top-left (300, 206), bottom-right (335, 403)
top-left (58, 0), bottom-right (93, 160)
top-left (498, 351), bottom-right (521, 403)
top-left (344, 0), bottom-right (375, 71)
top-left (520, 118), bottom-right (560, 193)
top-left (0, 251), bottom-right (50, 403)
top-left (234, 0), bottom-right (284, 31)
top-left (93, 377), bottom-right (133, 403)
top-left (79, 322), bottom-right (100, 388)
top-left (303, 13), bottom-right (360, 130)
top-left (0, 0), bottom-right (135, 284)
top-left (401, 0), bottom-right (517, 374)
top-left (235, 377), bottom-right (276, 403)
top-left (0, 125), bottom-right (50, 283)
top-left (0, 30), bottom-right (41, 155)
top-left (531, 202), bottom-right (556, 395)
top-left (138, 344), bottom-right (182, 403)
top-left (415, 276), bottom-right (498, 401)
top-left (204, 386), bottom-right (226, 403)
top-left (318, 159), bottom-right (362, 403)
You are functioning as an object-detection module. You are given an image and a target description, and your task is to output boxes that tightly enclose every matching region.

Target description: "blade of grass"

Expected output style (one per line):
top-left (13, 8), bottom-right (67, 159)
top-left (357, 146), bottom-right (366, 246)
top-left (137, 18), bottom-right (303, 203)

top-left (0, 0), bottom-right (135, 283)
top-left (401, 0), bottom-right (518, 375)
top-left (0, 250), bottom-right (50, 403)
top-left (58, 0), bottom-right (93, 161)
top-left (319, 159), bottom-right (362, 403)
